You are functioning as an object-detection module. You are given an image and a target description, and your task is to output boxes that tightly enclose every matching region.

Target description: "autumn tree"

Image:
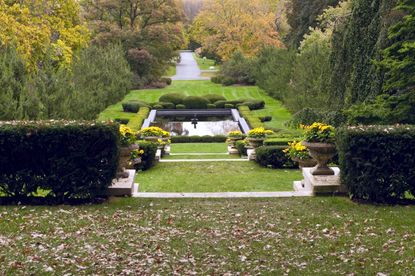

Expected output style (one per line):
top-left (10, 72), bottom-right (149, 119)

top-left (82, 0), bottom-right (186, 85)
top-left (190, 0), bottom-right (283, 61)
top-left (0, 0), bottom-right (89, 70)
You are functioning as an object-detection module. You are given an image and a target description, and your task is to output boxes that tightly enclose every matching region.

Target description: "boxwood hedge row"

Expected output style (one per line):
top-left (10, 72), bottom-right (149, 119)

top-left (0, 121), bottom-right (119, 201)
top-left (337, 125), bottom-right (415, 203)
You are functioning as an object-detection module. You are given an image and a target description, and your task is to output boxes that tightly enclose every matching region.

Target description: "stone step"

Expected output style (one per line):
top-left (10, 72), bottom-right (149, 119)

top-left (108, 169), bottom-right (136, 197)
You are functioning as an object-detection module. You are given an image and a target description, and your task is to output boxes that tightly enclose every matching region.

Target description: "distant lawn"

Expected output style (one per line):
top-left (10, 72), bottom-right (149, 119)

top-left (193, 53), bottom-right (219, 70)
top-left (163, 155), bottom-right (240, 160)
top-left (137, 162), bottom-right (301, 192)
top-left (171, 143), bottom-right (227, 153)
top-left (98, 81), bottom-right (298, 133)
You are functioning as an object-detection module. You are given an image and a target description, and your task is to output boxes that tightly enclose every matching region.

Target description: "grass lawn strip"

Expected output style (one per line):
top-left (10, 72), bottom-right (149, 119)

top-left (162, 154), bottom-right (241, 160)
top-left (1, 197), bottom-right (414, 274)
top-left (170, 143), bottom-right (228, 154)
top-left (136, 162), bottom-right (301, 192)
top-left (192, 53), bottom-right (219, 71)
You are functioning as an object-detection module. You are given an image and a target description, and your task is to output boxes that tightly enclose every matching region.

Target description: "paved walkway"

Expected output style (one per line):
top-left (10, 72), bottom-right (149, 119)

top-left (172, 51), bottom-right (210, 80)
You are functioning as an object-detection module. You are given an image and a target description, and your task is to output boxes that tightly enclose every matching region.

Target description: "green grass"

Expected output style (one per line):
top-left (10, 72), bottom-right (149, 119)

top-left (163, 154), bottom-right (240, 160)
top-left (98, 81), bottom-right (298, 133)
top-left (171, 143), bottom-right (227, 153)
top-left (1, 197), bottom-right (415, 274)
top-left (193, 53), bottom-right (219, 70)
top-left (137, 162), bottom-right (301, 192)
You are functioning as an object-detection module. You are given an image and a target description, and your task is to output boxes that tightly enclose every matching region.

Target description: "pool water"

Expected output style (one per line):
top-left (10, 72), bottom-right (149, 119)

top-left (152, 117), bottom-right (241, 136)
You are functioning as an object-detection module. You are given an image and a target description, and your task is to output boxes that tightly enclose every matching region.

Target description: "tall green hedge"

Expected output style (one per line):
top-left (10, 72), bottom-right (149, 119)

top-left (337, 125), bottom-right (415, 203)
top-left (0, 121), bottom-right (119, 201)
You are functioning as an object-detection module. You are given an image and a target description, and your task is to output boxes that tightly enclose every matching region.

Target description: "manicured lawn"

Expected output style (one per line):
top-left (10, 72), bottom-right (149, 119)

top-left (137, 162), bottom-right (301, 192)
top-left (193, 53), bottom-right (219, 70)
top-left (171, 143), bottom-right (227, 153)
top-left (163, 154), bottom-right (240, 160)
top-left (98, 81), bottom-right (298, 133)
top-left (1, 197), bottom-right (415, 274)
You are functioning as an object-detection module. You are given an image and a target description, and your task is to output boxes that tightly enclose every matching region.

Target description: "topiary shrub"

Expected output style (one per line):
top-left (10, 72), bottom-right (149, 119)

top-left (337, 125), bottom-right (415, 204)
top-left (263, 138), bottom-right (292, 146)
top-left (203, 94), bottom-right (226, 103)
top-left (161, 77), bottom-right (172, 85)
top-left (207, 104), bottom-right (216, 109)
top-left (259, 116), bottom-right (272, 122)
top-left (238, 105), bottom-right (263, 128)
top-left (114, 118), bottom-right (130, 124)
top-left (158, 102), bottom-right (175, 109)
top-left (176, 104), bottom-right (186, 109)
top-left (243, 100), bottom-right (265, 110)
top-left (0, 121), bottom-right (119, 201)
top-left (183, 96), bottom-right (209, 109)
top-left (159, 93), bottom-right (185, 105)
top-left (134, 141), bottom-right (158, 171)
top-left (222, 76), bottom-right (237, 86)
top-left (122, 100), bottom-right (150, 113)
top-left (224, 104), bottom-right (234, 108)
top-left (236, 140), bottom-right (248, 156)
top-left (127, 107), bottom-right (150, 131)
top-left (255, 146), bottom-right (297, 169)
top-left (211, 75), bottom-right (223, 84)
top-left (153, 104), bottom-right (164, 109)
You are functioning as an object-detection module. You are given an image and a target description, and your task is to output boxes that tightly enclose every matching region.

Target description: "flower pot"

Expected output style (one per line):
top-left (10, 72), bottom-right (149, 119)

top-left (143, 136), bottom-right (160, 143)
top-left (247, 137), bottom-right (265, 148)
top-left (292, 157), bottom-right (318, 168)
top-left (117, 144), bottom-right (139, 178)
top-left (302, 141), bottom-right (336, 175)
top-left (227, 137), bottom-right (243, 147)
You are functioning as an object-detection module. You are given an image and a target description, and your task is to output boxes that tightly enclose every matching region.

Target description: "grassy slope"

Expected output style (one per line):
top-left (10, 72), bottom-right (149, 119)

top-left (98, 81), bottom-right (295, 132)
top-left (171, 143), bottom-right (228, 153)
top-left (1, 197), bottom-right (414, 274)
top-left (137, 162), bottom-right (301, 192)
top-left (193, 53), bottom-right (219, 70)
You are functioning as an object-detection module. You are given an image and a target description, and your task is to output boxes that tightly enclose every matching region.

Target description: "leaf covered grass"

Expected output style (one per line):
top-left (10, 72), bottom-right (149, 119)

top-left (137, 162), bottom-right (301, 192)
top-left (98, 81), bottom-right (298, 133)
top-left (1, 197), bottom-right (415, 274)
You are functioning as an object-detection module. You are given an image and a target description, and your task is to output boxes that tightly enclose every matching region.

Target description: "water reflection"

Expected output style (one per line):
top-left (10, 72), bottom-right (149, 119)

top-left (152, 119), bottom-right (241, 136)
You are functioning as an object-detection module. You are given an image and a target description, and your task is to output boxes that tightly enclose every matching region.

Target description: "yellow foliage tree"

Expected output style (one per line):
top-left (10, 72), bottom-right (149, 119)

top-left (190, 0), bottom-right (283, 60)
top-left (0, 0), bottom-right (89, 70)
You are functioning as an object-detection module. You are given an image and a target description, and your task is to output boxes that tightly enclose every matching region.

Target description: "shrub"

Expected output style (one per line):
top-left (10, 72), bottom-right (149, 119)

top-left (114, 118), bottom-right (130, 125)
top-left (222, 76), bottom-right (237, 86)
top-left (255, 146), bottom-right (297, 169)
top-left (215, 100), bottom-right (245, 108)
top-left (122, 100), bottom-right (150, 113)
top-left (259, 116), bottom-right (272, 122)
top-left (171, 135), bottom-right (227, 143)
top-left (176, 104), bottom-right (186, 109)
top-left (337, 125), bottom-right (415, 204)
top-left (238, 105), bottom-right (263, 128)
top-left (203, 94), bottom-right (226, 103)
top-left (264, 138), bottom-right (292, 146)
top-left (0, 121), bottom-right (119, 201)
top-left (134, 141), bottom-right (158, 171)
top-left (211, 76), bottom-right (223, 84)
top-left (243, 100), bottom-right (265, 110)
top-left (151, 82), bottom-right (167, 89)
top-left (219, 52), bottom-right (256, 85)
top-left (288, 108), bottom-right (323, 128)
top-left (183, 96), bottom-right (209, 109)
top-left (127, 107), bottom-right (150, 131)
top-left (207, 104), bottom-right (216, 109)
top-left (159, 93), bottom-right (185, 105)
top-left (235, 140), bottom-right (248, 156)
top-left (224, 104), bottom-right (234, 108)
top-left (158, 102), bottom-right (175, 109)
top-left (153, 104), bottom-right (164, 109)
top-left (161, 77), bottom-right (172, 85)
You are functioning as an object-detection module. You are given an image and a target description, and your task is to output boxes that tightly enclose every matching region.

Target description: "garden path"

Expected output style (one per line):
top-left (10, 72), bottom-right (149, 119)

top-left (172, 51), bottom-right (210, 81)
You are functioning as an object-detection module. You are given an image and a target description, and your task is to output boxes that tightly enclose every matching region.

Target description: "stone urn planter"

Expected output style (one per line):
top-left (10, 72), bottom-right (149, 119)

top-left (117, 144), bottom-right (139, 178)
top-left (143, 136), bottom-right (160, 143)
top-left (302, 141), bottom-right (336, 175)
top-left (292, 157), bottom-right (318, 169)
top-left (247, 137), bottom-right (265, 148)
top-left (227, 137), bottom-right (243, 147)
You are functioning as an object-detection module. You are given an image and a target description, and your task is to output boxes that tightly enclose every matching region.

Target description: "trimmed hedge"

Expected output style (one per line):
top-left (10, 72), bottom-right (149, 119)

top-left (243, 100), bottom-right (265, 110)
top-left (207, 104), bottom-right (216, 109)
top-left (159, 93), bottom-right (184, 105)
top-left (122, 100), bottom-right (149, 113)
top-left (224, 104), bottom-right (234, 108)
top-left (204, 94), bottom-right (226, 103)
top-left (183, 96), bottom-right (210, 109)
top-left (171, 135), bottom-right (227, 143)
top-left (238, 105), bottom-right (263, 128)
top-left (255, 146), bottom-right (297, 169)
top-left (264, 137), bottom-right (292, 146)
top-left (128, 107), bottom-right (150, 131)
top-left (338, 125), bottom-right (415, 204)
top-left (114, 118), bottom-right (130, 124)
top-left (259, 116), bottom-right (272, 122)
top-left (236, 140), bottom-right (248, 156)
top-left (0, 121), bottom-right (119, 200)
top-left (161, 77), bottom-right (172, 85)
top-left (176, 104), bottom-right (186, 109)
top-left (158, 102), bottom-right (175, 109)
top-left (134, 141), bottom-right (158, 171)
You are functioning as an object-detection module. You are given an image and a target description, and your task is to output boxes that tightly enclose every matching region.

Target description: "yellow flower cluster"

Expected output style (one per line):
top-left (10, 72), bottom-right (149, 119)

top-left (120, 125), bottom-right (135, 137)
top-left (228, 130), bottom-right (243, 137)
top-left (283, 140), bottom-right (310, 160)
top-left (247, 127), bottom-right (274, 138)
top-left (303, 122), bottom-right (336, 143)
top-left (303, 122), bottom-right (334, 132)
top-left (139, 127), bottom-right (170, 138)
